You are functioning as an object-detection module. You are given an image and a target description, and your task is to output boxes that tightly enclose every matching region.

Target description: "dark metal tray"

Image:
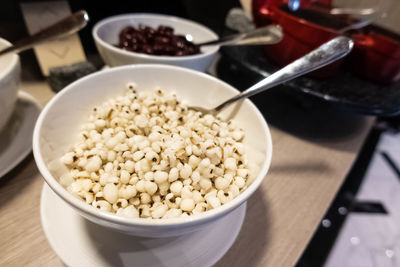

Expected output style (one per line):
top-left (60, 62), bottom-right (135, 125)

top-left (219, 46), bottom-right (400, 116)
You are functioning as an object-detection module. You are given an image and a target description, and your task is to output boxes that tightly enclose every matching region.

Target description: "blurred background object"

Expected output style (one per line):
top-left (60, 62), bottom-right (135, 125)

top-left (19, 1), bottom-right (86, 76)
top-left (0, 0), bottom-right (241, 78)
top-left (251, 0), bottom-right (400, 83)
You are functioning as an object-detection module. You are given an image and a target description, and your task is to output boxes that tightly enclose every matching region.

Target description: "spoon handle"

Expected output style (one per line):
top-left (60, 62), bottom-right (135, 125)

top-left (196, 25), bottom-right (283, 47)
top-left (0, 10), bottom-right (89, 57)
top-left (214, 36), bottom-right (354, 112)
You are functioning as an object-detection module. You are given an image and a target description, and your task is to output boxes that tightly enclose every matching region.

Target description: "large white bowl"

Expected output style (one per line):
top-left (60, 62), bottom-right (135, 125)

top-left (33, 64), bottom-right (272, 238)
top-left (0, 38), bottom-right (20, 132)
top-left (92, 13), bottom-right (219, 72)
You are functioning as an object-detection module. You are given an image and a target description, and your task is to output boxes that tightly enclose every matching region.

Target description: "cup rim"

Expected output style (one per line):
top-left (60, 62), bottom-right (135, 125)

top-left (0, 38), bottom-right (19, 80)
top-left (273, 6), bottom-right (342, 34)
top-left (92, 13), bottom-right (220, 62)
top-left (33, 64), bottom-right (273, 228)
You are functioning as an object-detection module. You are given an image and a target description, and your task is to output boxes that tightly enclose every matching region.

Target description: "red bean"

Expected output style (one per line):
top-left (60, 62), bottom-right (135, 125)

top-left (117, 24), bottom-right (200, 56)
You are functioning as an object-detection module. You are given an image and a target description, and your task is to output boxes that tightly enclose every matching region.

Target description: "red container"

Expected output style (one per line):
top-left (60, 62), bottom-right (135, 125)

top-left (349, 25), bottom-right (400, 84)
top-left (252, 0), bottom-right (400, 83)
top-left (252, 0), bottom-right (352, 77)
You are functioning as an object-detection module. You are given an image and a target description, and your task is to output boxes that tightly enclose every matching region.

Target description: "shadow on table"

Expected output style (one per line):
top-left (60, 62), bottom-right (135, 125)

top-left (252, 87), bottom-right (371, 151)
top-left (215, 187), bottom-right (270, 267)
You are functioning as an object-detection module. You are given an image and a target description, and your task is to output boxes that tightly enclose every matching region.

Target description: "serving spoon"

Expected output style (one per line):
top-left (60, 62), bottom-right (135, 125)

top-left (191, 24), bottom-right (283, 47)
top-left (190, 36), bottom-right (354, 115)
top-left (0, 10), bottom-right (89, 57)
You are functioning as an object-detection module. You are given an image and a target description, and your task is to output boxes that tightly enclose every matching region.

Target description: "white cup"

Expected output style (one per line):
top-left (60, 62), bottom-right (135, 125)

top-left (0, 38), bottom-right (20, 132)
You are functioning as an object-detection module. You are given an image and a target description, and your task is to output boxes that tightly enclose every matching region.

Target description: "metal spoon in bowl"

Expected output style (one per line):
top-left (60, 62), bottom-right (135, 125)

top-left (0, 10), bottom-right (89, 57)
top-left (191, 24), bottom-right (283, 47)
top-left (190, 36), bottom-right (354, 115)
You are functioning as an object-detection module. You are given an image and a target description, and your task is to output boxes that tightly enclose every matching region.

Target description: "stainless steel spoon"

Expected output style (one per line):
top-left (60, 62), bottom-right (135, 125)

top-left (0, 10), bottom-right (89, 57)
top-left (190, 36), bottom-right (354, 114)
top-left (193, 24), bottom-right (283, 47)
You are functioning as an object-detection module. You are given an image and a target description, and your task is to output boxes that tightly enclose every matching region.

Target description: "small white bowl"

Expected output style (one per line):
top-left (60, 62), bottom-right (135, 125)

top-left (33, 65), bottom-right (272, 238)
top-left (92, 13), bottom-right (219, 72)
top-left (0, 38), bottom-right (20, 132)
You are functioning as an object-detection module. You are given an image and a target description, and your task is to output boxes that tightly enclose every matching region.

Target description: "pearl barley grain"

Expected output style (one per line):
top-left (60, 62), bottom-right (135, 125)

top-left (207, 196), bottom-right (221, 209)
top-left (170, 180), bottom-right (183, 195)
top-left (154, 171), bottom-right (168, 183)
top-left (224, 158), bottom-right (237, 171)
top-left (215, 177), bottom-right (229, 190)
top-left (103, 184), bottom-right (118, 204)
top-left (180, 198), bottom-right (195, 212)
top-left (144, 181), bottom-right (158, 195)
top-left (62, 88), bottom-right (251, 219)
top-left (120, 170), bottom-right (130, 184)
top-left (168, 167), bottom-right (179, 182)
top-left (62, 152), bottom-right (75, 165)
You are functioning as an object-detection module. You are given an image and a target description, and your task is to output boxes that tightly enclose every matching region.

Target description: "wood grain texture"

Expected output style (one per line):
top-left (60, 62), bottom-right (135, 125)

top-left (0, 76), bottom-right (374, 267)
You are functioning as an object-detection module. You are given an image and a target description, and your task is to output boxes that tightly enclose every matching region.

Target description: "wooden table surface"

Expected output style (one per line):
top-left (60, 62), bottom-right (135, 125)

top-left (0, 64), bottom-right (375, 267)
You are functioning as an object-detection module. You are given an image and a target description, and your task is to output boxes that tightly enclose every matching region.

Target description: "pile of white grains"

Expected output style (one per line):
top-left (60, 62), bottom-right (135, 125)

top-left (61, 85), bottom-right (250, 219)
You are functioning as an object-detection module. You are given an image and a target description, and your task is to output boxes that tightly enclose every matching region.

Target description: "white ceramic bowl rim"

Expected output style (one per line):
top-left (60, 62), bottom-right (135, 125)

top-left (0, 38), bottom-right (19, 81)
top-left (33, 64), bottom-right (272, 227)
top-left (92, 13), bottom-right (220, 61)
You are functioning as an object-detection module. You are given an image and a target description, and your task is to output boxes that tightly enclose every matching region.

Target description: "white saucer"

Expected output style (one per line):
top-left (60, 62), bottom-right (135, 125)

top-left (0, 91), bottom-right (41, 178)
top-left (40, 184), bottom-right (246, 267)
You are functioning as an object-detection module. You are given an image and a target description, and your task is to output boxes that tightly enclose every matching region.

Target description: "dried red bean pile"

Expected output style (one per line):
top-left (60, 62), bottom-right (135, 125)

top-left (117, 25), bottom-right (200, 56)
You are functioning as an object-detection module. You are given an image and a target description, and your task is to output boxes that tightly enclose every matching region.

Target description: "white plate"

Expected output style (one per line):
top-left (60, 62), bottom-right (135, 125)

top-left (40, 184), bottom-right (246, 267)
top-left (0, 90), bottom-right (41, 178)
